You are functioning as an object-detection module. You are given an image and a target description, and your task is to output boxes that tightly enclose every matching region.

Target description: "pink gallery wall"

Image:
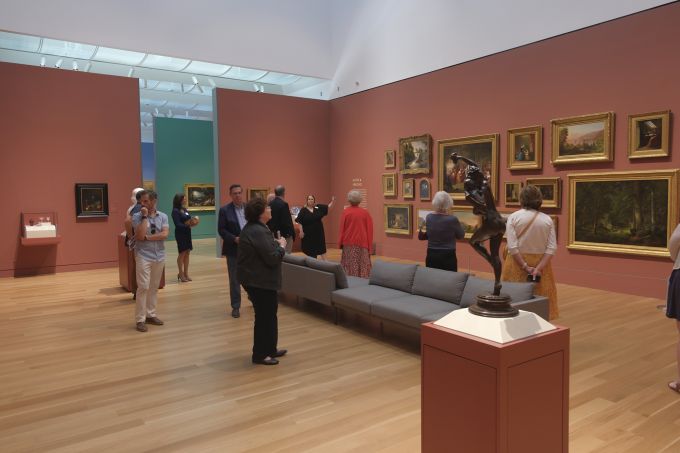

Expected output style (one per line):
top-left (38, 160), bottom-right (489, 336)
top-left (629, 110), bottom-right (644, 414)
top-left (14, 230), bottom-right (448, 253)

top-left (0, 62), bottom-right (141, 276)
top-left (327, 3), bottom-right (680, 299)
top-left (215, 88), bottom-right (330, 220)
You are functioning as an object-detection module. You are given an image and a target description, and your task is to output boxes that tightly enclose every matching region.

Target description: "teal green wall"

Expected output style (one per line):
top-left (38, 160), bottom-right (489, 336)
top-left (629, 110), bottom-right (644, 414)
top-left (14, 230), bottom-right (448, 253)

top-left (154, 117), bottom-right (215, 240)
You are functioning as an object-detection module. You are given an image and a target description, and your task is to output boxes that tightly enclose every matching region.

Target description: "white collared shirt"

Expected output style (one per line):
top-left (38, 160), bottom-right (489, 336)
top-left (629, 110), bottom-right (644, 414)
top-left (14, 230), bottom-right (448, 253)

top-left (506, 208), bottom-right (557, 256)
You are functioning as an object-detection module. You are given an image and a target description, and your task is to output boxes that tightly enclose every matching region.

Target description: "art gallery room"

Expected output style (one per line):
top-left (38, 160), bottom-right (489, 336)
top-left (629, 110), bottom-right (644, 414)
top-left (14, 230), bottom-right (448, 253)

top-left (2, 0), bottom-right (680, 451)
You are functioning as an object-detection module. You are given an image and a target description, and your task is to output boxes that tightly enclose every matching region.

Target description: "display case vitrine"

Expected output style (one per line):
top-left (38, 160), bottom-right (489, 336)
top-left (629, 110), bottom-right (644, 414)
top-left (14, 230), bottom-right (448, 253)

top-left (21, 211), bottom-right (61, 245)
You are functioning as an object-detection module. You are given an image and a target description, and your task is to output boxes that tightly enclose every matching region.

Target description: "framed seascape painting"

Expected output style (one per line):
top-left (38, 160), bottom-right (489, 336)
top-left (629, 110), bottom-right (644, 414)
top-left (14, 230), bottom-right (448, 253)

top-left (419, 179), bottom-right (431, 201)
top-left (403, 178), bottom-right (415, 200)
top-left (568, 170), bottom-right (679, 257)
top-left (417, 209), bottom-right (434, 232)
top-left (525, 177), bottom-right (561, 209)
top-left (507, 126), bottom-right (542, 170)
top-left (504, 181), bottom-right (523, 207)
top-left (384, 149), bottom-right (396, 169)
top-left (382, 173), bottom-right (397, 197)
top-left (248, 187), bottom-right (269, 201)
top-left (438, 133), bottom-right (499, 201)
top-left (384, 203), bottom-right (412, 235)
top-left (551, 112), bottom-right (614, 164)
top-left (184, 183), bottom-right (216, 211)
top-left (628, 110), bottom-right (671, 159)
top-left (75, 183), bottom-right (109, 218)
top-left (399, 134), bottom-right (432, 175)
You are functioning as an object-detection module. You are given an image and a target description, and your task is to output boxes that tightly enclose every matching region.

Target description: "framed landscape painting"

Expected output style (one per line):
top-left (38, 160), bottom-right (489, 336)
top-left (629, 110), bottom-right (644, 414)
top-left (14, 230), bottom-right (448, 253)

top-left (384, 149), bottom-right (396, 169)
top-left (399, 134), bottom-right (432, 175)
top-left (507, 126), bottom-right (542, 170)
top-left (525, 177), bottom-right (561, 209)
top-left (384, 203), bottom-right (412, 235)
top-left (551, 112), bottom-right (614, 164)
top-left (382, 173), bottom-right (397, 197)
top-left (438, 133), bottom-right (499, 201)
top-left (504, 181), bottom-right (522, 207)
top-left (75, 183), bottom-right (109, 218)
top-left (419, 179), bottom-right (431, 201)
top-left (417, 209), bottom-right (434, 232)
top-left (451, 206), bottom-right (481, 239)
top-left (184, 183), bottom-right (215, 211)
top-left (568, 170), bottom-right (678, 257)
top-left (628, 110), bottom-right (670, 159)
top-left (248, 187), bottom-right (269, 201)
top-left (403, 178), bottom-right (415, 199)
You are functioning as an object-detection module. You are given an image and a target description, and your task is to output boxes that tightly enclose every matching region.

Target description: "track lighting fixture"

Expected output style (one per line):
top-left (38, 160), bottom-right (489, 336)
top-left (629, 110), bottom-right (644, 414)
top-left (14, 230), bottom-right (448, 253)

top-left (72, 61), bottom-right (78, 71)
top-left (84, 62), bottom-right (91, 72)
top-left (168, 109), bottom-right (173, 118)
top-left (54, 58), bottom-right (63, 68)
top-left (154, 108), bottom-right (160, 116)
top-left (40, 56), bottom-right (46, 67)
top-left (208, 78), bottom-right (216, 88)
top-left (127, 67), bottom-right (134, 77)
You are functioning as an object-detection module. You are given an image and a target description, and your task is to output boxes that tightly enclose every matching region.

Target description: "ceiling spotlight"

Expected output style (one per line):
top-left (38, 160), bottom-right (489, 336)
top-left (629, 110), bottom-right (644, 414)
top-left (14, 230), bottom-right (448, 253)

top-left (154, 108), bottom-right (160, 116)
top-left (253, 83), bottom-right (259, 92)
top-left (72, 61), bottom-right (78, 71)
top-left (207, 78), bottom-right (216, 88)
top-left (191, 76), bottom-right (199, 85)
top-left (185, 111), bottom-right (189, 118)
top-left (54, 58), bottom-right (63, 68)
top-left (259, 85), bottom-right (264, 93)
top-left (84, 62), bottom-right (91, 72)
top-left (168, 109), bottom-right (173, 118)
top-left (40, 57), bottom-right (46, 67)
top-left (127, 67), bottom-right (134, 77)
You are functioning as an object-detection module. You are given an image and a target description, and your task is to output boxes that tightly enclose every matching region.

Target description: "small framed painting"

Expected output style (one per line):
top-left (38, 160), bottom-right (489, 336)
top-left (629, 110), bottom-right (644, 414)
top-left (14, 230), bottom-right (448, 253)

top-left (551, 112), bottom-right (614, 164)
top-left (419, 179), bottom-right (431, 201)
top-left (399, 134), bottom-right (432, 175)
top-left (417, 209), bottom-right (434, 232)
top-left (184, 183), bottom-right (216, 211)
top-left (75, 183), bottom-right (109, 218)
top-left (628, 110), bottom-right (670, 159)
top-left (507, 125), bottom-right (542, 170)
top-left (248, 187), bottom-right (270, 201)
top-left (504, 181), bottom-right (523, 207)
top-left (384, 149), bottom-right (396, 169)
top-left (403, 178), bottom-right (415, 199)
top-left (382, 173), bottom-right (397, 197)
top-left (525, 177), bottom-right (561, 209)
top-left (384, 203), bottom-right (412, 235)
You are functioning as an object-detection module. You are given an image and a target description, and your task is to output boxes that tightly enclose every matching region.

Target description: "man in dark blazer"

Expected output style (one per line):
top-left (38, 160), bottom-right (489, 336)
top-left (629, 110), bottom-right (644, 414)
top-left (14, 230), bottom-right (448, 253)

top-left (268, 185), bottom-right (295, 253)
top-left (218, 184), bottom-right (246, 318)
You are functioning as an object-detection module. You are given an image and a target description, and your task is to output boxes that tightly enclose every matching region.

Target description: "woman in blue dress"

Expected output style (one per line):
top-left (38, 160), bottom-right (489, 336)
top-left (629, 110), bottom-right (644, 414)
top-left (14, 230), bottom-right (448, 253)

top-left (172, 193), bottom-right (199, 282)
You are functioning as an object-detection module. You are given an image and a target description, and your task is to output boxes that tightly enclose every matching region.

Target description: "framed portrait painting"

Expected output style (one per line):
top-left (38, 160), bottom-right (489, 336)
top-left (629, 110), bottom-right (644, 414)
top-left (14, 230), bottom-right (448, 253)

top-left (551, 112), bottom-right (614, 164)
top-left (628, 110), bottom-right (670, 159)
top-left (399, 134), bottom-right (432, 175)
top-left (568, 169), bottom-right (678, 257)
top-left (75, 183), bottom-right (109, 218)
top-left (438, 134), bottom-right (499, 201)
top-left (248, 187), bottom-right (269, 201)
top-left (525, 177), bottom-right (561, 209)
top-left (403, 178), bottom-right (415, 200)
top-left (504, 181), bottom-right (522, 207)
top-left (184, 183), bottom-right (216, 211)
top-left (419, 179), bottom-right (431, 201)
top-left (382, 173), bottom-right (397, 197)
top-left (384, 203), bottom-right (412, 235)
top-left (384, 149), bottom-right (396, 169)
top-left (507, 126), bottom-right (542, 170)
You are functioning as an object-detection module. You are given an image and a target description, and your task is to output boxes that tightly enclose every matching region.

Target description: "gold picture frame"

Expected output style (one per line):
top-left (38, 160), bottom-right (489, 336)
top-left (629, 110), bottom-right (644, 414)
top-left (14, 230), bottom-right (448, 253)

top-left (419, 179), bottom-right (431, 201)
top-left (568, 169), bottom-right (679, 257)
top-left (507, 125), bottom-right (542, 170)
top-left (451, 206), bottom-right (480, 239)
top-left (628, 110), bottom-right (671, 159)
top-left (247, 187), bottom-right (270, 201)
top-left (403, 178), bottom-right (415, 200)
top-left (384, 149), bottom-right (396, 169)
top-left (417, 208), bottom-right (434, 232)
top-left (184, 183), bottom-right (216, 212)
top-left (525, 177), bottom-right (561, 209)
top-left (399, 134), bottom-right (432, 175)
top-left (438, 133), bottom-right (499, 201)
top-left (504, 181), bottom-right (523, 207)
top-left (551, 112), bottom-right (614, 165)
top-left (382, 173), bottom-right (397, 197)
top-left (384, 203), bottom-right (412, 235)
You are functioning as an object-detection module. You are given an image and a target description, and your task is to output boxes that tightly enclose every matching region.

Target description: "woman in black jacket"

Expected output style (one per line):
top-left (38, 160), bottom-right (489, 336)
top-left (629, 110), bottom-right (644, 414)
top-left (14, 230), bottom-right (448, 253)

top-left (237, 197), bottom-right (288, 365)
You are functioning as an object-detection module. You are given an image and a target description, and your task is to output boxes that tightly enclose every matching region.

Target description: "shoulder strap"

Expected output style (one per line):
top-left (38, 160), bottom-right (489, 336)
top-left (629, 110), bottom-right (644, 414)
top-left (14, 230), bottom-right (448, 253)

top-left (515, 210), bottom-right (540, 240)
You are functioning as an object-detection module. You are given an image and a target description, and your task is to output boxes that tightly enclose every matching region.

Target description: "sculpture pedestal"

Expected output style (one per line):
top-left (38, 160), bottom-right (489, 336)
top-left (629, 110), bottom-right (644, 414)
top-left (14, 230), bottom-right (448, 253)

top-left (421, 316), bottom-right (569, 453)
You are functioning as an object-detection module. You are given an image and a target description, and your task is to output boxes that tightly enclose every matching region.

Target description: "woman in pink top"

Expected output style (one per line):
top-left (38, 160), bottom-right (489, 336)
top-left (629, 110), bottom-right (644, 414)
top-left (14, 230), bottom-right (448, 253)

top-left (338, 190), bottom-right (373, 278)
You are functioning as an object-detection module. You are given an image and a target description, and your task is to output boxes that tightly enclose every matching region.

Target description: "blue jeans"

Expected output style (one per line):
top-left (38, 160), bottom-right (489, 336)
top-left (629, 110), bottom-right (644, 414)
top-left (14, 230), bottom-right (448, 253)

top-left (226, 255), bottom-right (241, 309)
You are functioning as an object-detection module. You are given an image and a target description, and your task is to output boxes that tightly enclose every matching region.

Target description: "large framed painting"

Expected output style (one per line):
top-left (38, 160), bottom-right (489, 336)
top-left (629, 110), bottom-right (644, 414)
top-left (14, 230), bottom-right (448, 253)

top-left (438, 133), bottom-right (499, 201)
top-left (568, 170), bottom-right (679, 257)
top-left (628, 110), bottom-right (671, 159)
top-left (504, 181), bottom-right (523, 207)
top-left (525, 177), bottom-right (561, 209)
top-left (75, 183), bottom-right (109, 218)
top-left (419, 179), bottom-right (431, 201)
top-left (384, 149), bottom-right (396, 169)
top-left (184, 183), bottom-right (216, 211)
top-left (382, 173), bottom-right (397, 197)
top-left (403, 178), bottom-right (415, 200)
top-left (384, 203), bottom-right (412, 235)
top-left (248, 187), bottom-right (269, 201)
top-left (507, 126), bottom-right (542, 170)
top-left (417, 209), bottom-right (434, 232)
top-left (399, 134), bottom-right (432, 175)
top-left (551, 112), bottom-right (614, 164)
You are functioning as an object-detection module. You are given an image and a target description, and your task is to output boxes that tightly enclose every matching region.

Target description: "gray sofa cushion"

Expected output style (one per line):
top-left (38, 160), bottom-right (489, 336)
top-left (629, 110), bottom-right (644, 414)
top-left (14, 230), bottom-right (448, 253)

top-left (460, 276), bottom-right (535, 308)
top-left (347, 276), bottom-right (370, 288)
top-left (369, 260), bottom-right (418, 293)
top-left (371, 295), bottom-right (461, 329)
top-left (305, 257), bottom-right (349, 289)
top-left (331, 285), bottom-right (406, 314)
top-left (411, 267), bottom-right (469, 304)
top-left (283, 254), bottom-right (307, 266)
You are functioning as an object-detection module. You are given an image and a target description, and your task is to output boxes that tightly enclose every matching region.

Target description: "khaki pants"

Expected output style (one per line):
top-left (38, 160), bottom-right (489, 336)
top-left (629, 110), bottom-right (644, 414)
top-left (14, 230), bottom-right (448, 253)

top-left (135, 255), bottom-right (165, 323)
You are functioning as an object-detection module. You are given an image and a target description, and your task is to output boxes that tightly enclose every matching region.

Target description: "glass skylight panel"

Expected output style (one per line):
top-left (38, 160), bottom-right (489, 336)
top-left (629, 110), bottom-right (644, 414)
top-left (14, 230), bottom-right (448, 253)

top-left (94, 47), bottom-right (145, 65)
top-left (141, 54), bottom-right (190, 71)
top-left (224, 66), bottom-right (268, 81)
top-left (0, 31), bottom-right (41, 52)
top-left (140, 98), bottom-right (167, 107)
top-left (193, 104), bottom-right (213, 112)
top-left (182, 61), bottom-right (230, 76)
top-left (257, 72), bottom-right (302, 85)
top-left (41, 39), bottom-right (96, 59)
top-left (153, 81), bottom-right (184, 92)
top-left (164, 101), bottom-right (197, 110)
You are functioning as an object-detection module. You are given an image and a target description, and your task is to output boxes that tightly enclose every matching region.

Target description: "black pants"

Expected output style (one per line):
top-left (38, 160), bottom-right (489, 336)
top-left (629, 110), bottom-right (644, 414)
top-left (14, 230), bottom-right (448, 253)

top-left (244, 285), bottom-right (278, 361)
top-left (426, 248), bottom-right (458, 272)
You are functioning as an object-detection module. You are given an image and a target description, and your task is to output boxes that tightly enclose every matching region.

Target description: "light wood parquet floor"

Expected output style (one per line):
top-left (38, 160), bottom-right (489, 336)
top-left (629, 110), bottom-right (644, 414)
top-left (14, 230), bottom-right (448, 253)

top-left (0, 239), bottom-right (678, 452)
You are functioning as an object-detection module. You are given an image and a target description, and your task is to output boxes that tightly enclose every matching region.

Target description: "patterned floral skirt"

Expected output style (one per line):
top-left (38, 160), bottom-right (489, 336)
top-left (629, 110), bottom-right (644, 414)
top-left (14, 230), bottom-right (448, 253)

top-left (341, 245), bottom-right (372, 278)
top-left (501, 253), bottom-right (559, 320)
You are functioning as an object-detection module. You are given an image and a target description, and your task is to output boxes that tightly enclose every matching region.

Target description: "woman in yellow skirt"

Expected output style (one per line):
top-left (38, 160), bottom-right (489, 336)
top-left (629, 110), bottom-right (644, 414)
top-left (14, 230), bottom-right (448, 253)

top-left (501, 185), bottom-right (558, 319)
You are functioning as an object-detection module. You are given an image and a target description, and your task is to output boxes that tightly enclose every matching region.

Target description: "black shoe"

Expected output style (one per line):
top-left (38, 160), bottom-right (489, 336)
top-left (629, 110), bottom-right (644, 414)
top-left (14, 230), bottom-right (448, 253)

top-left (272, 349), bottom-right (287, 358)
top-left (231, 308), bottom-right (240, 318)
top-left (252, 357), bottom-right (279, 365)
top-left (136, 322), bottom-right (148, 332)
top-left (145, 316), bottom-right (164, 325)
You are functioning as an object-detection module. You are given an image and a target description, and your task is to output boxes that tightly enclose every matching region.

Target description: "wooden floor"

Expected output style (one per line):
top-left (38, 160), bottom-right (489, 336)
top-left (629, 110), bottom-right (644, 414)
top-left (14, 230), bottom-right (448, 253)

top-left (0, 239), bottom-right (678, 452)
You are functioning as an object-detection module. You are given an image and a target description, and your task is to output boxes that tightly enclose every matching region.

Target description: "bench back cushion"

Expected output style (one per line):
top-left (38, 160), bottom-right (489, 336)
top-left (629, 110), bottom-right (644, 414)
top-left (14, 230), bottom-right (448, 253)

top-left (411, 267), bottom-right (469, 304)
top-left (369, 260), bottom-right (418, 293)
top-left (283, 254), bottom-right (307, 266)
top-left (305, 257), bottom-right (349, 289)
top-left (460, 276), bottom-right (535, 308)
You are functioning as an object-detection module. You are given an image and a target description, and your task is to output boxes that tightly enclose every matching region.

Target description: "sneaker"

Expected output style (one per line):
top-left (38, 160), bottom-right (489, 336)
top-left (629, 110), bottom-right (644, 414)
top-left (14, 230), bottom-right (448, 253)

top-left (145, 317), bottom-right (164, 325)
top-left (136, 322), bottom-right (148, 332)
top-left (231, 308), bottom-right (240, 318)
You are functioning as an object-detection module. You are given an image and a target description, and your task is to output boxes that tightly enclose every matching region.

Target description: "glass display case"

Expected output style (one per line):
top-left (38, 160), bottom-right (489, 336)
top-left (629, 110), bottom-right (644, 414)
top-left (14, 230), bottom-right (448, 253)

top-left (21, 211), bottom-right (61, 245)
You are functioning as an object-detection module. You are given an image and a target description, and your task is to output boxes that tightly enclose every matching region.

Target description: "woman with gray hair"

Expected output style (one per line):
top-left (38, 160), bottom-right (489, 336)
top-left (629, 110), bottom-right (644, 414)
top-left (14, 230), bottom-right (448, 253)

top-left (418, 191), bottom-right (465, 271)
top-left (338, 190), bottom-right (373, 277)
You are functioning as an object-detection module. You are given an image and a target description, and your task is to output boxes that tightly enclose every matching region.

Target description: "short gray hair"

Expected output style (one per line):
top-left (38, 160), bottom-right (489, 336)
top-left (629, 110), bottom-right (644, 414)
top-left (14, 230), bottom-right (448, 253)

top-left (347, 190), bottom-right (362, 205)
top-left (432, 191), bottom-right (453, 212)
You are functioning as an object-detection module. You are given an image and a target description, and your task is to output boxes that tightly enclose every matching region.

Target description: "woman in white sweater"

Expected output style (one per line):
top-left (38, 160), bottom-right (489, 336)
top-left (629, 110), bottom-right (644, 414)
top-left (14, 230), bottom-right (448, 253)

top-left (667, 223), bottom-right (680, 394)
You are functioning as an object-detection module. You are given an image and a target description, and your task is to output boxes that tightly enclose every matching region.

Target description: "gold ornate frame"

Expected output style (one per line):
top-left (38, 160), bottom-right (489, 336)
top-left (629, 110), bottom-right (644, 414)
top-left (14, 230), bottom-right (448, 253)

top-left (247, 187), bottom-right (270, 201)
top-left (399, 134), bottom-right (432, 175)
top-left (451, 206), bottom-right (479, 239)
top-left (504, 181), bottom-right (523, 207)
top-left (184, 183), bottom-right (215, 212)
top-left (403, 178), bottom-right (415, 200)
top-left (438, 133), bottom-right (499, 201)
top-left (417, 208), bottom-right (434, 232)
top-left (419, 179), bottom-right (431, 201)
top-left (551, 112), bottom-right (614, 165)
top-left (382, 173), bottom-right (397, 197)
top-left (507, 125), bottom-right (542, 170)
top-left (525, 177), bottom-right (561, 209)
top-left (628, 110), bottom-right (671, 159)
top-left (568, 169), bottom-right (679, 257)
top-left (384, 203), bottom-right (412, 235)
top-left (384, 149), bottom-right (396, 169)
